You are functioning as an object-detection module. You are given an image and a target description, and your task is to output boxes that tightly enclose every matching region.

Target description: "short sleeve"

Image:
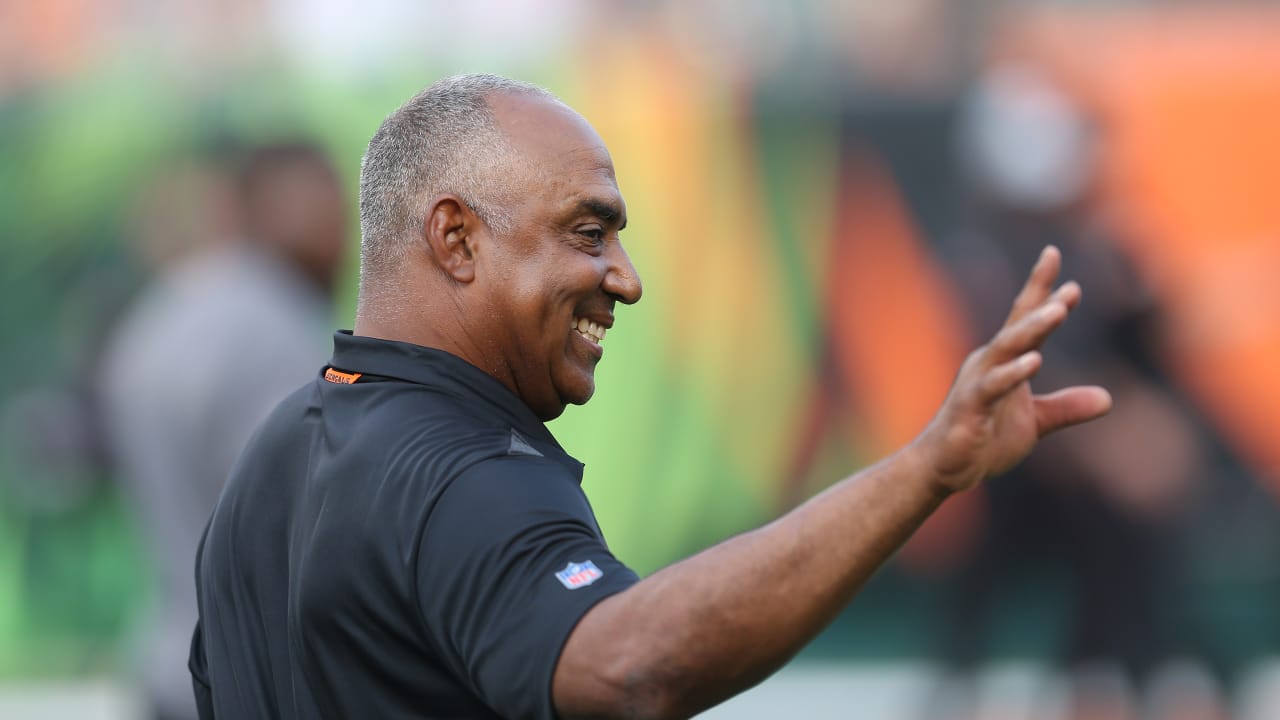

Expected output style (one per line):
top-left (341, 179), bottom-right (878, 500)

top-left (416, 456), bottom-right (638, 720)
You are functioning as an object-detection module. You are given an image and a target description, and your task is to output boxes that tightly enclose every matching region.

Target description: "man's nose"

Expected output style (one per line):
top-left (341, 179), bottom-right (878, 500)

top-left (602, 242), bottom-right (643, 305)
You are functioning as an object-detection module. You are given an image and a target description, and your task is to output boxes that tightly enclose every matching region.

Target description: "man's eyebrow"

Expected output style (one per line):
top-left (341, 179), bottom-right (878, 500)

top-left (576, 198), bottom-right (627, 230)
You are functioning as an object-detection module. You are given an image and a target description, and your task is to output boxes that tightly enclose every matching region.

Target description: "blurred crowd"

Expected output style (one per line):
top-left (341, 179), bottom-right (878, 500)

top-left (1, 1), bottom-right (1278, 719)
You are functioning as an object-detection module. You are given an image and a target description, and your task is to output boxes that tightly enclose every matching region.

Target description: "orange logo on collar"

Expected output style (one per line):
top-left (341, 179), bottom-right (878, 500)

top-left (324, 368), bottom-right (362, 384)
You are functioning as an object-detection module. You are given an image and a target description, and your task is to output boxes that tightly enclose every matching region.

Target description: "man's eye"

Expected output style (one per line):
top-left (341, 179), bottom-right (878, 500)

top-left (579, 228), bottom-right (606, 245)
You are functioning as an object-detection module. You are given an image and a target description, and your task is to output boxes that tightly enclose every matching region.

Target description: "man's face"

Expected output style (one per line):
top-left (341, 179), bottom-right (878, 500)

top-left (476, 94), bottom-right (642, 421)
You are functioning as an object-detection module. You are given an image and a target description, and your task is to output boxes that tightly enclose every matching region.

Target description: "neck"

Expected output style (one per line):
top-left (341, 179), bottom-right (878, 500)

top-left (354, 284), bottom-right (505, 387)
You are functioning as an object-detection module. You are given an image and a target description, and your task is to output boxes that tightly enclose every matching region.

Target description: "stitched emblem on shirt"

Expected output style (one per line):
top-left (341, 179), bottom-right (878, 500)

top-left (323, 368), bottom-right (362, 384)
top-left (555, 560), bottom-right (603, 590)
top-left (507, 430), bottom-right (543, 457)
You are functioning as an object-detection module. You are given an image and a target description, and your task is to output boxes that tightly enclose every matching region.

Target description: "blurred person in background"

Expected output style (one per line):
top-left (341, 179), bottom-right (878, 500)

top-left (97, 143), bottom-right (346, 720)
top-left (932, 65), bottom-right (1226, 720)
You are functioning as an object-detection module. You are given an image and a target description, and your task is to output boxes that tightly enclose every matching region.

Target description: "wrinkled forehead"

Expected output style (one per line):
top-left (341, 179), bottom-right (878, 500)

top-left (487, 92), bottom-right (618, 186)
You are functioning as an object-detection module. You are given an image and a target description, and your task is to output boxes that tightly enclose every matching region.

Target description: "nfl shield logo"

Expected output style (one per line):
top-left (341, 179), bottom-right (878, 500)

top-left (555, 560), bottom-right (603, 589)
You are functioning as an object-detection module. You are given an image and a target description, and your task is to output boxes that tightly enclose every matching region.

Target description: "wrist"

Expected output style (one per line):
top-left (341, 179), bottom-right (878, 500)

top-left (905, 426), bottom-right (983, 498)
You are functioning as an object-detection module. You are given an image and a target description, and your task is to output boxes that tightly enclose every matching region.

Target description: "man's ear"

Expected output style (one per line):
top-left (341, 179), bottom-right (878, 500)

top-left (422, 195), bottom-right (479, 283)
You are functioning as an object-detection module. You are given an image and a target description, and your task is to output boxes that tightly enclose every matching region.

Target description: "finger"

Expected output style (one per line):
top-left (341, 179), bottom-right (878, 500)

top-left (988, 298), bottom-right (1069, 363)
top-left (978, 351), bottom-right (1041, 405)
top-left (1052, 280), bottom-right (1082, 313)
top-left (1004, 245), bottom-right (1062, 325)
top-left (1034, 386), bottom-right (1113, 436)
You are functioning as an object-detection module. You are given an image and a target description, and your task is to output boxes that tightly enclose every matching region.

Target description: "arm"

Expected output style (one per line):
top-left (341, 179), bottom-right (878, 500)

top-left (552, 245), bottom-right (1112, 720)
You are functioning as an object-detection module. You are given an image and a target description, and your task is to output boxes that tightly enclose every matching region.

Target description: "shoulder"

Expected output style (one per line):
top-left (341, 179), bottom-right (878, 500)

top-left (224, 380), bottom-right (324, 476)
top-left (358, 385), bottom-right (544, 484)
top-left (429, 454), bottom-right (598, 532)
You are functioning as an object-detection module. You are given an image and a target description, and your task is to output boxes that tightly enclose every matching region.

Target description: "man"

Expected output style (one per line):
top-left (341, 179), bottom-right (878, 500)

top-left (101, 144), bottom-right (345, 720)
top-left (190, 74), bottom-right (1111, 719)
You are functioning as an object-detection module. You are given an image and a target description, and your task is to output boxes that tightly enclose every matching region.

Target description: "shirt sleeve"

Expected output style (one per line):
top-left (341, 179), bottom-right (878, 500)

top-left (416, 455), bottom-right (639, 720)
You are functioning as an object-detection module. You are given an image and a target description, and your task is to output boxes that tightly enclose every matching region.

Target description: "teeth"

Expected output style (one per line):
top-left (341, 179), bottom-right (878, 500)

top-left (573, 317), bottom-right (606, 344)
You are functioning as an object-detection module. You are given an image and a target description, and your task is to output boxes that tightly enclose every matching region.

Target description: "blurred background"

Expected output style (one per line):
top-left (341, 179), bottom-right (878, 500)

top-left (2, 0), bottom-right (1279, 718)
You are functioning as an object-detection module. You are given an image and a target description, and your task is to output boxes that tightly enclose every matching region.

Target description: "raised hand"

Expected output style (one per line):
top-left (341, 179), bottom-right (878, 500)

top-left (912, 245), bottom-right (1113, 494)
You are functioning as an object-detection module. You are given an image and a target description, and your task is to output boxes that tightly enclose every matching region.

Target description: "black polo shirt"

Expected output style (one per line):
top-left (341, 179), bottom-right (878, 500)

top-left (189, 331), bottom-right (639, 719)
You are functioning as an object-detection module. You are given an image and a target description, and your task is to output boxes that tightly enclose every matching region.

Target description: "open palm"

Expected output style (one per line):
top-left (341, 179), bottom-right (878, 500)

top-left (915, 245), bottom-right (1113, 494)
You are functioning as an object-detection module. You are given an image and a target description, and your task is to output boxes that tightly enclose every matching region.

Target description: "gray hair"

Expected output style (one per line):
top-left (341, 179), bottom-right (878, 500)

top-left (357, 74), bottom-right (556, 280)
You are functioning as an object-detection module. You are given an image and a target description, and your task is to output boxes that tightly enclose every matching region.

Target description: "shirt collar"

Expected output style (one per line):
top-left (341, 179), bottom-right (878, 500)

top-left (328, 331), bottom-right (580, 474)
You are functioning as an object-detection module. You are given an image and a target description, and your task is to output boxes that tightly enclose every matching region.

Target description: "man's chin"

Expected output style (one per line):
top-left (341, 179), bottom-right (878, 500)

top-left (558, 376), bottom-right (597, 409)
top-left (566, 385), bottom-right (596, 408)
top-left (527, 379), bottom-right (595, 422)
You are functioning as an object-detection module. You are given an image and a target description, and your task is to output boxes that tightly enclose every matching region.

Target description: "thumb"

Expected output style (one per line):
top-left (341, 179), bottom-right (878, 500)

top-left (1034, 386), bottom-right (1113, 437)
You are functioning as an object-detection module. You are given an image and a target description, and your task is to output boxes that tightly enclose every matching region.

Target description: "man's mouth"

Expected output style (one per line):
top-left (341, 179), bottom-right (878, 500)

top-left (573, 317), bottom-right (606, 344)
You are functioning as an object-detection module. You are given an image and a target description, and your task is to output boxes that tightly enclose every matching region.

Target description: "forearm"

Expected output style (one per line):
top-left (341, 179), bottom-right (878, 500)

top-left (555, 247), bottom-right (1112, 719)
top-left (554, 442), bottom-right (950, 719)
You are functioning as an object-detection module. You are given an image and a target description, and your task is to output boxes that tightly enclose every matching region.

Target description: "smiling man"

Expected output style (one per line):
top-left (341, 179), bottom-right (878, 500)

top-left (190, 75), bottom-right (1111, 720)
top-left (354, 83), bottom-right (640, 421)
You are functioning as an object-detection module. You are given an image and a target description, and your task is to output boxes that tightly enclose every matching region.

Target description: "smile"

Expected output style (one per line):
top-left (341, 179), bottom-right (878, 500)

top-left (573, 317), bottom-right (606, 344)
